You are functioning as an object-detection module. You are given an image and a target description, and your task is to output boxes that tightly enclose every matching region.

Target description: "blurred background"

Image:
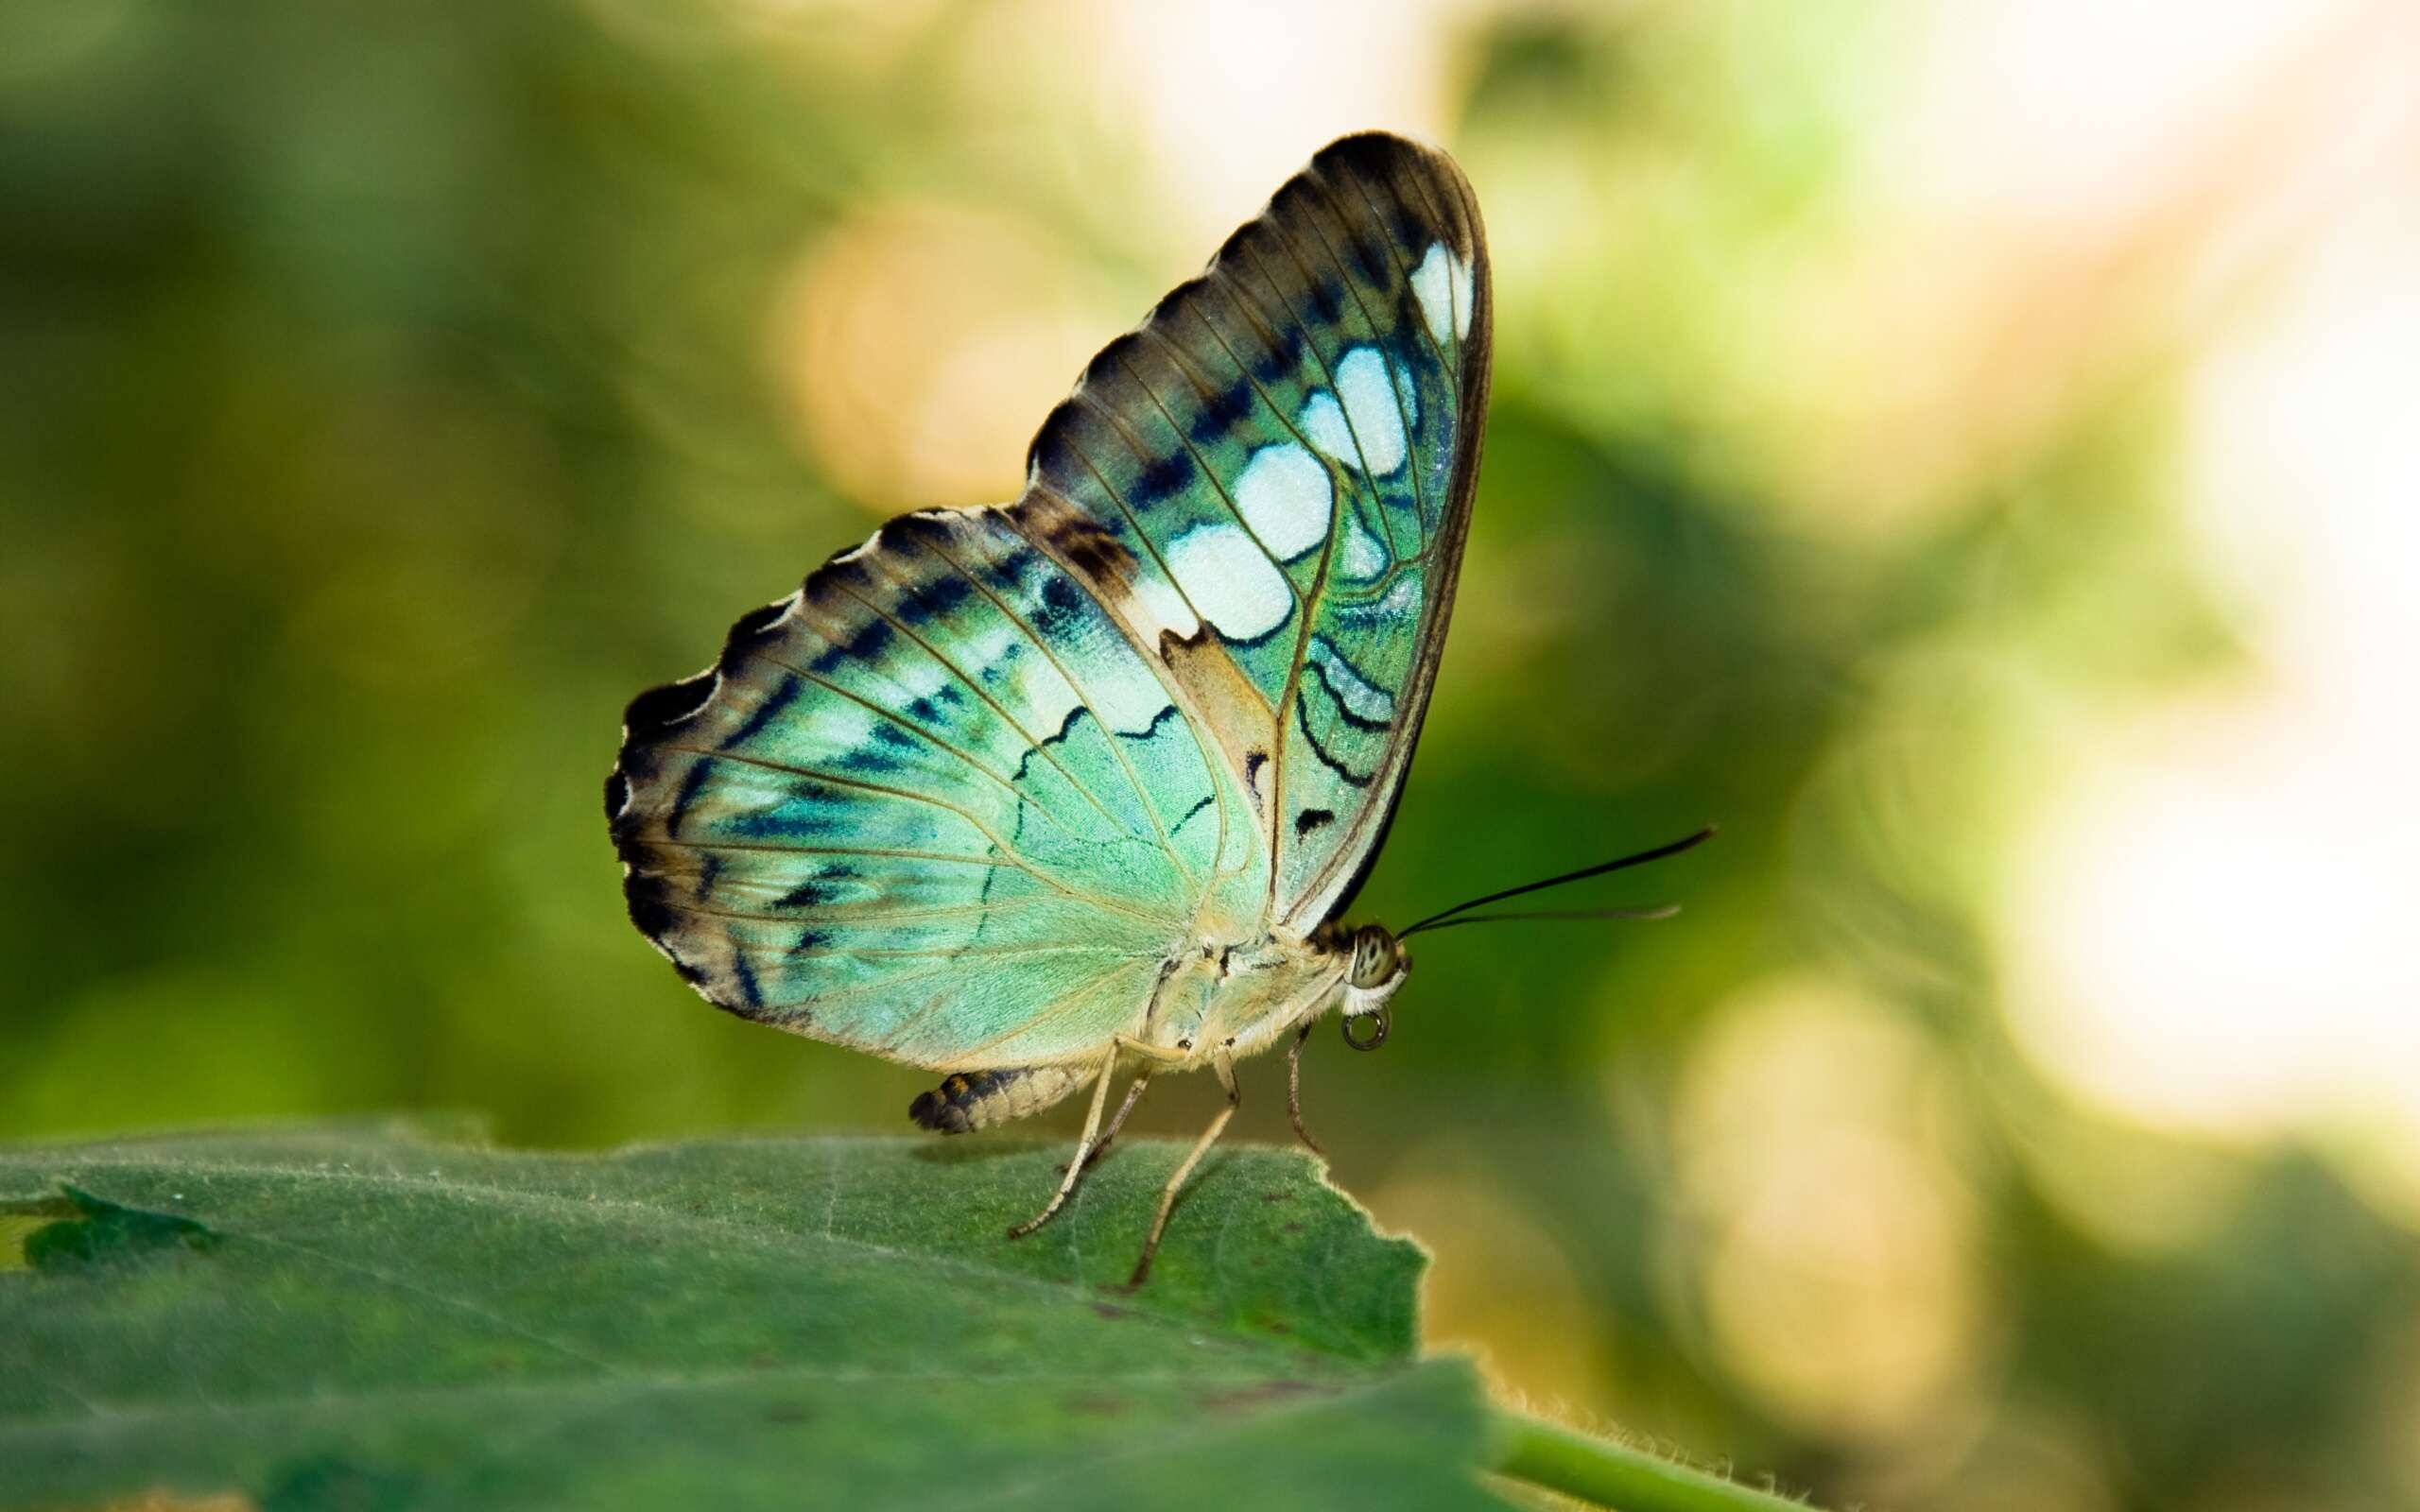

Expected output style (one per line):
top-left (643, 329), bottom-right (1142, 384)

top-left (6, 0), bottom-right (2418, 1505)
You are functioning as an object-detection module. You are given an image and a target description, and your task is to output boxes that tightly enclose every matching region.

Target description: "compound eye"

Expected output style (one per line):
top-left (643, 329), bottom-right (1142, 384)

top-left (1349, 929), bottom-right (1395, 989)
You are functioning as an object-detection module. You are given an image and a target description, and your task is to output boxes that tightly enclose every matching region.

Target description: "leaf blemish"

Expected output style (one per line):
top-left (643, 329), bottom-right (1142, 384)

top-left (2, 1184), bottom-right (216, 1277)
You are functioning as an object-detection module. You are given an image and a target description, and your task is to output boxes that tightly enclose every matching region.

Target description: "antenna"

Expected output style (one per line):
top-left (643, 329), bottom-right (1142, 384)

top-left (1397, 825), bottom-right (1716, 939)
top-left (1399, 904), bottom-right (1681, 935)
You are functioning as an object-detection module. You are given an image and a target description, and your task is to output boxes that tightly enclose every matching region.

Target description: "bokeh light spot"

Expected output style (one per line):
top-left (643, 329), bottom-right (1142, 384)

top-left (1672, 976), bottom-right (1986, 1441)
top-left (770, 203), bottom-right (1121, 509)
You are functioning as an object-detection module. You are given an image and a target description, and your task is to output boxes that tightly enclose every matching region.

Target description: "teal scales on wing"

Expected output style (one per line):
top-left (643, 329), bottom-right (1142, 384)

top-left (608, 135), bottom-right (1489, 1120)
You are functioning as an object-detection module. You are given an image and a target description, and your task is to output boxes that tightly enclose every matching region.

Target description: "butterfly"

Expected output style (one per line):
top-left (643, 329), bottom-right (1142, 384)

top-left (608, 132), bottom-right (1707, 1282)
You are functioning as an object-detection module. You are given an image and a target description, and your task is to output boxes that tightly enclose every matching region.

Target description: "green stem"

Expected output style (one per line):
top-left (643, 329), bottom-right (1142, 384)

top-left (1487, 1409), bottom-right (1810, 1512)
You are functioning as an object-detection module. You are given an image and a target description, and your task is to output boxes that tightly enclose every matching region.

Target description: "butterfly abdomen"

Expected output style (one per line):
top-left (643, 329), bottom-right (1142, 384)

top-left (909, 1065), bottom-right (1090, 1134)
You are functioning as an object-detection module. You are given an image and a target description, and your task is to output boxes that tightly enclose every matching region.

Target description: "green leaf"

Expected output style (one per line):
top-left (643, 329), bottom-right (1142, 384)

top-left (0, 1119), bottom-right (1515, 1511)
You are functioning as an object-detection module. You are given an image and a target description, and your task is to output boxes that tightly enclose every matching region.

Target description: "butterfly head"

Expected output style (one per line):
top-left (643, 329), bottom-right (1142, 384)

top-left (1328, 827), bottom-right (1719, 1053)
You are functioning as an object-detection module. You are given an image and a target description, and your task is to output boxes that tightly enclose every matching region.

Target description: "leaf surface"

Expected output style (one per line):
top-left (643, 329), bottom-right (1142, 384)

top-left (0, 1120), bottom-right (1512, 1511)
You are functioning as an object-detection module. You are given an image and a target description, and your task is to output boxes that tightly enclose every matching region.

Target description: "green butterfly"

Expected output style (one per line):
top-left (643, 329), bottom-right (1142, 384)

top-left (609, 133), bottom-right (1703, 1281)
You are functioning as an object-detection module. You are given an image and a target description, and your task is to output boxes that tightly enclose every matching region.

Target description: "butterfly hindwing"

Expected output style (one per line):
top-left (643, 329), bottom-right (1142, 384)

top-left (610, 132), bottom-right (1487, 1073)
top-left (610, 506), bottom-right (1260, 1070)
top-left (1013, 132), bottom-right (1490, 930)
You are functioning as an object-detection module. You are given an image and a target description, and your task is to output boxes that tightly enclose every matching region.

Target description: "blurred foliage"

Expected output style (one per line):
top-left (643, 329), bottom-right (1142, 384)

top-left (4, 4), bottom-right (2414, 1510)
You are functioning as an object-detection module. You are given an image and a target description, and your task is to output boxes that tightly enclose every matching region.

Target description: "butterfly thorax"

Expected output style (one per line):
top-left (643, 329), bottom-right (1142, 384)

top-left (1131, 918), bottom-right (1409, 1071)
top-left (1138, 926), bottom-right (1342, 1067)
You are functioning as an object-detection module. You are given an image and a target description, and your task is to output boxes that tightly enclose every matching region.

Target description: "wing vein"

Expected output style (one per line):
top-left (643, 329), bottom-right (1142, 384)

top-left (1092, 364), bottom-right (1305, 600)
top-left (1188, 266), bottom-right (1402, 567)
top-left (732, 649), bottom-right (1101, 848)
top-left (1073, 389), bottom-right (1302, 605)
top-left (821, 572), bottom-right (1134, 846)
top-left (652, 744), bottom-right (1079, 896)
top-left (1324, 163), bottom-right (1461, 392)
top-left (991, 502), bottom-right (1254, 895)
top-left (658, 905), bottom-right (1121, 965)
top-left (655, 840), bottom-right (1168, 927)
top-left (1294, 171), bottom-right (1433, 534)
top-left (944, 952), bottom-right (1151, 1061)
top-left (902, 529), bottom-right (1204, 894)
top-left (1225, 238), bottom-right (1408, 564)
top-left (1252, 213), bottom-right (1426, 561)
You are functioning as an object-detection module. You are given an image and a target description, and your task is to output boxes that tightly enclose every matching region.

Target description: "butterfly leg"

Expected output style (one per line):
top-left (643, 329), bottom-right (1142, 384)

top-left (1287, 1021), bottom-right (1322, 1156)
top-left (1007, 1049), bottom-right (1119, 1241)
top-left (1064, 1034), bottom-right (1187, 1175)
top-left (1064, 1074), bottom-right (1152, 1177)
top-left (1128, 1048), bottom-right (1239, 1287)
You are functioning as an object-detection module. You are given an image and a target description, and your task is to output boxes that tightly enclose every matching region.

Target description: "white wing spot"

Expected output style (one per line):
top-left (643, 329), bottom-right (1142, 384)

top-left (804, 696), bottom-right (880, 753)
top-left (890, 656), bottom-right (951, 705)
top-left (1336, 348), bottom-right (1406, 474)
top-left (1411, 243), bottom-right (1455, 346)
top-left (1301, 350), bottom-right (1410, 476)
top-left (1301, 392), bottom-right (1354, 465)
top-left (1232, 443), bottom-right (1332, 560)
top-left (1129, 571), bottom-right (1201, 642)
top-left (1449, 250), bottom-right (1473, 341)
top-left (1340, 521), bottom-right (1389, 579)
top-left (1166, 523), bottom-right (1290, 640)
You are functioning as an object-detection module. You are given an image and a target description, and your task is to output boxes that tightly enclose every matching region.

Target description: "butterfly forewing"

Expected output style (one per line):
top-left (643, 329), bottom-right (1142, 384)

top-left (1013, 133), bottom-right (1489, 930)
top-left (610, 132), bottom-right (1489, 1071)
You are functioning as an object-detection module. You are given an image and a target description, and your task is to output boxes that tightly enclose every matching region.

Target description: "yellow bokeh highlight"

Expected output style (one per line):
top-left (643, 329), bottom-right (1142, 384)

top-left (770, 203), bottom-right (1123, 510)
top-left (1364, 1143), bottom-right (1615, 1415)
top-left (1671, 976), bottom-right (1987, 1441)
top-left (1077, 0), bottom-right (1456, 250)
top-left (2001, 181), bottom-right (2420, 1178)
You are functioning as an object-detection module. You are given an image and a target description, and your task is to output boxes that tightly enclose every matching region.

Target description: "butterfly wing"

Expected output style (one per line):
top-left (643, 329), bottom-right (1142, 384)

top-left (1008, 132), bottom-right (1490, 932)
top-left (609, 132), bottom-right (1488, 1070)
top-left (609, 505), bottom-right (1261, 1071)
